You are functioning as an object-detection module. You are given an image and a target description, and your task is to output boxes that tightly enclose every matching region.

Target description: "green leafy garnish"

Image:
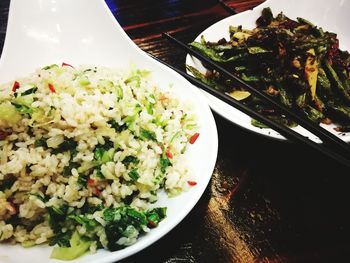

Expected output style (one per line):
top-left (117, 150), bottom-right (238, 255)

top-left (21, 87), bottom-right (38, 96)
top-left (49, 231), bottom-right (72, 247)
top-left (145, 207), bottom-right (167, 228)
top-left (52, 138), bottom-right (77, 154)
top-left (108, 119), bottom-right (127, 132)
top-left (102, 206), bottom-right (166, 251)
top-left (94, 141), bottom-right (114, 164)
top-left (140, 128), bottom-right (157, 141)
top-left (128, 168), bottom-right (140, 182)
top-left (0, 175), bottom-right (16, 191)
top-left (80, 203), bottom-right (104, 214)
top-left (160, 156), bottom-right (171, 173)
top-left (34, 138), bottom-right (48, 148)
top-left (63, 162), bottom-right (80, 177)
top-left (47, 204), bottom-right (68, 232)
top-left (68, 215), bottom-right (98, 231)
top-left (122, 156), bottom-right (139, 167)
top-left (11, 102), bottom-right (33, 116)
top-left (77, 174), bottom-right (88, 187)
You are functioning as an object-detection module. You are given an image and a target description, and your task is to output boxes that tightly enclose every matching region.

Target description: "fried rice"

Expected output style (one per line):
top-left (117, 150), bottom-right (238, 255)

top-left (0, 64), bottom-right (198, 259)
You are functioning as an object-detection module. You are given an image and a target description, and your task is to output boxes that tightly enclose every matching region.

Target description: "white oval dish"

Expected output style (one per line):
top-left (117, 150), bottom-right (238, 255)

top-left (0, 0), bottom-right (218, 262)
top-left (186, 0), bottom-right (350, 142)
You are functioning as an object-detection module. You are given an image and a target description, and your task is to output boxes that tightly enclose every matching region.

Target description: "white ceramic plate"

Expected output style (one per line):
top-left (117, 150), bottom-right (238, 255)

top-left (186, 0), bottom-right (350, 142)
top-left (0, 0), bottom-right (218, 262)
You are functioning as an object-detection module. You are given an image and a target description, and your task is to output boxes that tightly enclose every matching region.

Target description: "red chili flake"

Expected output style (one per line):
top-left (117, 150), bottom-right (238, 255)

top-left (187, 181), bottom-right (197, 186)
top-left (87, 178), bottom-right (95, 186)
top-left (12, 81), bottom-right (20, 92)
top-left (166, 150), bottom-right (173, 159)
top-left (62, 62), bottom-right (74, 68)
top-left (189, 132), bottom-right (200, 144)
top-left (48, 83), bottom-right (56, 93)
top-left (92, 188), bottom-right (101, 196)
top-left (147, 219), bottom-right (157, 228)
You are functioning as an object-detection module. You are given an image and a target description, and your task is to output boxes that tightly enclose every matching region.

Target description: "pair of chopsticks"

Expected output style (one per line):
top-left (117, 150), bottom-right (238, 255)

top-left (152, 33), bottom-right (350, 168)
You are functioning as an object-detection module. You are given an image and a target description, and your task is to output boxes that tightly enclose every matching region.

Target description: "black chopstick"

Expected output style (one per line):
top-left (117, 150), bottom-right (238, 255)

top-left (162, 32), bottom-right (350, 157)
top-left (149, 54), bottom-right (350, 168)
top-left (218, 0), bottom-right (237, 15)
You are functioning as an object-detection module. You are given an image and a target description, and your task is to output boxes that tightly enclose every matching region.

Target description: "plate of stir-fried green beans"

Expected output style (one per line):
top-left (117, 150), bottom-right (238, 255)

top-left (186, 0), bottom-right (350, 142)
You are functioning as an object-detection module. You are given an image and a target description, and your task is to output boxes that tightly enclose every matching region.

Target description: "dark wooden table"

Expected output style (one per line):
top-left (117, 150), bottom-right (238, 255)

top-left (1, 1), bottom-right (350, 262)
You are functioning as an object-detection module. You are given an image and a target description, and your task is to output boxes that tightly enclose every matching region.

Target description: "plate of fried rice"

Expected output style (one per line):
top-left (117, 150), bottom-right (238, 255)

top-left (0, 0), bottom-right (218, 262)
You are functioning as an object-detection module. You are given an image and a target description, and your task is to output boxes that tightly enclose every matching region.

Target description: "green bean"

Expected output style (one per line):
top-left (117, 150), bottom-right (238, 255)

top-left (186, 7), bottom-right (350, 129)
top-left (327, 102), bottom-right (350, 121)
top-left (323, 59), bottom-right (350, 103)
top-left (190, 42), bottom-right (249, 63)
top-left (186, 65), bottom-right (226, 92)
top-left (277, 85), bottom-right (293, 108)
top-left (317, 68), bottom-right (333, 100)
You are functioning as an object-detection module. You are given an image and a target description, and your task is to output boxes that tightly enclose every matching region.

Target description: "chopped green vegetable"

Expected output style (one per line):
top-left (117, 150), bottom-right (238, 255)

top-left (49, 231), bottom-right (72, 247)
top-left (94, 166), bottom-right (104, 178)
top-left (145, 207), bottom-right (167, 228)
top-left (63, 162), bottom-right (80, 177)
top-left (159, 144), bottom-right (172, 174)
top-left (11, 102), bottom-right (33, 116)
top-left (140, 128), bottom-right (157, 141)
top-left (51, 138), bottom-right (77, 154)
top-left (108, 119), bottom-right (127, 132)
top-left (77, 174), bottom-right (88, 187)
top-left (68, 215), bottom-right (98, 231)
top-left (0, 174), bottom-right (16, 191)
top-left (21, 87), bottom-right (38, 96)
top-left (50, 231), bottom-right (91, 260)
top-left (80, 203), bottom-right (104, 214)
top-left (34, 138), bottom-right (48, 148)
top-left (79, 78), bottom-right (90, 86)
top-left (124, 69), bottom-right (150, 87)
top-left (30, 193), bottom-right (49, 202)
top-left (102, 205), bottom-right (166, 251)
top-left (103, 206), bottom-right (148, 251)
top-left (122, 155), bottom-right (139, 167)
top-left (115, 85), bottom-right (123, 99)
top-left (128, 168), bottom-right (140, 181)
top-left (94, 141), bottom-right (114, 164)
top-left (160, 156), bottom-right (171, 173)
top-left (47, 204), bottom-right (68, 232)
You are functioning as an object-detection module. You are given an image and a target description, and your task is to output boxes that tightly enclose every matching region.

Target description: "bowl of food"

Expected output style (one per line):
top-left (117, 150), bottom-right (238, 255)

top-left (0, 0), bottom-right (218, 262)
top-left (186, 0), bottom-right (350, 142)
